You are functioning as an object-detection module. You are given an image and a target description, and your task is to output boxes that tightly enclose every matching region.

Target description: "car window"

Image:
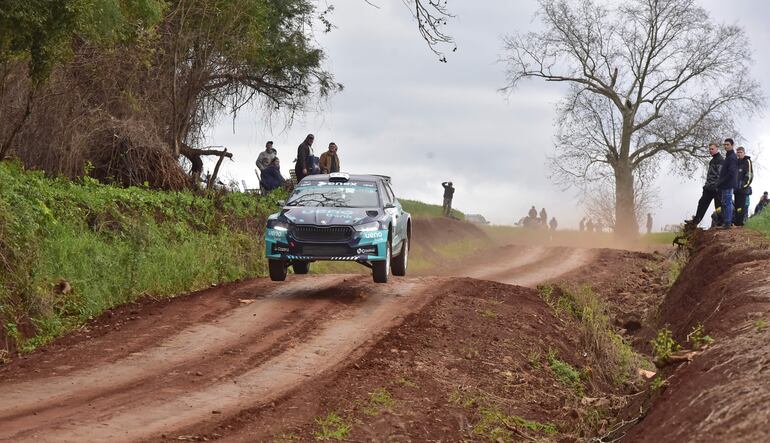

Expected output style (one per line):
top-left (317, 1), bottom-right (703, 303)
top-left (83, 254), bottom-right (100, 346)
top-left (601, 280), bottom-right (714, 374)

top-left (286, 180), bottom-right (380, 208)
top-left (384, 183), bottom-right (396, 205)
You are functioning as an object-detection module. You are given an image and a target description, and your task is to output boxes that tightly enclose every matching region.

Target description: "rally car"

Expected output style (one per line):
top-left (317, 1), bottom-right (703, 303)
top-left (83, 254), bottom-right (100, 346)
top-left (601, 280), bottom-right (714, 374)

top-left (265, 173), bottom-right (412, 283)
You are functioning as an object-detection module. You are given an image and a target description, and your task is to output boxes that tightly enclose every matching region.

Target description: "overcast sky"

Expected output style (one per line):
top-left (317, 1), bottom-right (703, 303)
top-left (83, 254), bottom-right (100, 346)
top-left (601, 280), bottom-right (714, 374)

top-left (204, 0), bottom-right (770, 229)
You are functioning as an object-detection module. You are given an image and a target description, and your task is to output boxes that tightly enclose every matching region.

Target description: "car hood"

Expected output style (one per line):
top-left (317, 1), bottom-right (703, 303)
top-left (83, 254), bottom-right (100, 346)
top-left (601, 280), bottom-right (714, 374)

top-left (280, 207), bottom-right (382, 226)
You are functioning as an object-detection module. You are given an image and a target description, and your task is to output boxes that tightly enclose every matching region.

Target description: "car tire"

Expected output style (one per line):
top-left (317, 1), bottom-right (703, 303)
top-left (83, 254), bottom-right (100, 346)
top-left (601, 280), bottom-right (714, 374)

top-left (268, 259), bottom-right (288, 281)
top-left (293, 261), bottom-right (310, 274)
top-left (372, 240), bottom-right (391, 283)
top-left (392, 235), bottom-right (408, 276)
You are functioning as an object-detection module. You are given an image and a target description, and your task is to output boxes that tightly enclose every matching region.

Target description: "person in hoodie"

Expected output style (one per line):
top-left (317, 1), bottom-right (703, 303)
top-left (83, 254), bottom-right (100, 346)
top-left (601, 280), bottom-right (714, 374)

top-left (733, 146), bottom-right (754, 226)
top-left (685, 143), bottom-right (724, 227)
top-left (261, 158), bottom-right (286, 192)
top-left (716, 138), bottom-right (739, 228)
top-left (755, 191), bottom-right (769, 216)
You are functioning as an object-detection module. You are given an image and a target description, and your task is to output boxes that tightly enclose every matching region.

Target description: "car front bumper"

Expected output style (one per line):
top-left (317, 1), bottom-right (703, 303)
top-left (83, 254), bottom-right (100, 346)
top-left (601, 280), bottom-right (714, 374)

top-left (265, 228), bottom-right (389, 262)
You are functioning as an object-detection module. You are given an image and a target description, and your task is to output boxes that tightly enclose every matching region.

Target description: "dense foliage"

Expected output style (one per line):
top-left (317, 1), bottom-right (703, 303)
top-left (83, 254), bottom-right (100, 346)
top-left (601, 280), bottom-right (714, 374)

top-left (0, 161), bottom-right (283, 354)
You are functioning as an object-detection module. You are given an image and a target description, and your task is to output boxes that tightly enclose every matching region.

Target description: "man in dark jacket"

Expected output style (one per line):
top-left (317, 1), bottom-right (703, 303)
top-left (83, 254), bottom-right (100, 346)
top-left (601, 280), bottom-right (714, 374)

top-left (295, 134), bottom-right (314, 182)
top-left (262, 158), bottom-right (286, 192)
top-left (686, 143), bottom-right (724, 227)
top-left (442, 181), bottom-right (455, 216)
top-left (733, 146), bottom-right (753, 226)
top-left (717, 138), bottom-right (739, 228)
top-left (755, 191), bottom-right (769, 216)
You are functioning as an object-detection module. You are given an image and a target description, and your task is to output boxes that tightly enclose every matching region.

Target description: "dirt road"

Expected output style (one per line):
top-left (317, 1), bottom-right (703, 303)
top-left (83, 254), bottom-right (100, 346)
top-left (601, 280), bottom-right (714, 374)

top-left (0, 245), bottom-right (593, 442)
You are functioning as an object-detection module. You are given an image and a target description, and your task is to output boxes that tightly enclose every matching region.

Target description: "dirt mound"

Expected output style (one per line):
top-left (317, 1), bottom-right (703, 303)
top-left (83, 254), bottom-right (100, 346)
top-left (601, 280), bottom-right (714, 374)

top-left (623, 229), bottom-right (770, 442)
top-left (412, 216), bottom-right (487, 246)
top-left (180, 278), bottom-right (606, 441)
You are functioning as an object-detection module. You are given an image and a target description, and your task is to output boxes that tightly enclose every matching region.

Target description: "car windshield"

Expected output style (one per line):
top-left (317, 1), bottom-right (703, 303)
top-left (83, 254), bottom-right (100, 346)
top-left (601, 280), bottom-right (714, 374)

top-left (286, 181), bottom-right (380, 208)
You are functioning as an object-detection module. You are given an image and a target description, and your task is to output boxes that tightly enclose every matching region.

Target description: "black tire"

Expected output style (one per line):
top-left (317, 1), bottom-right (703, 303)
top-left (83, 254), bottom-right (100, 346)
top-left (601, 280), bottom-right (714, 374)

top-left (293, 261), bottom-right (310, 274)
top-left (268, 259), bottom-right (288, 281)
top-left (372, 240), bottom-right (391, 283)
top-left (392, 235), bottom-right (408, 277)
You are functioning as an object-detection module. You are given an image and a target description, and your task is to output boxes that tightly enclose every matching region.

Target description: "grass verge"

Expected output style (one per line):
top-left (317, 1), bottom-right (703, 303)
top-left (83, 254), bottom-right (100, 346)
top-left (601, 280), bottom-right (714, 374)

top-left (0, 161), bottom-right (284, 354)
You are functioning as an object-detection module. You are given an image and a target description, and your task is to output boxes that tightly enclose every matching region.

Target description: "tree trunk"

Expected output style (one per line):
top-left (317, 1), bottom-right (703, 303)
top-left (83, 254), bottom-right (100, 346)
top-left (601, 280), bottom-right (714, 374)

top-left (614, 160), bottom-right (638, 238)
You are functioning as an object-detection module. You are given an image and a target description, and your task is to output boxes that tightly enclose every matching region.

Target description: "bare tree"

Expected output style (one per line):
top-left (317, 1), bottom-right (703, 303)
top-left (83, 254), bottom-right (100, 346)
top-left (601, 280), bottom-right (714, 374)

top-left (583, 175), bottom-right (656, 233)
top-left (503, 0), bottom-right (764, 237)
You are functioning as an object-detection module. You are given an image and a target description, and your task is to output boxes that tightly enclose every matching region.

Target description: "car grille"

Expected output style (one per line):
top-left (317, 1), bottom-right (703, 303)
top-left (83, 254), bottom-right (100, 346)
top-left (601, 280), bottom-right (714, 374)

top-left (291, 226), bottom-right (353, 242)
top-left (301, 245), bottom-right (352, 256)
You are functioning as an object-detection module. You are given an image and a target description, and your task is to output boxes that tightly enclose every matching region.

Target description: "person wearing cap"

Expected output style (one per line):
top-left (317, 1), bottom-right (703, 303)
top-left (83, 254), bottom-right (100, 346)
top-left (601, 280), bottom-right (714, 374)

top-left (319, 142), bottom-right (341, 174)
top-left (442, 181), bottom-right (455, 217)
top-left (733, 146), bottom-right (753, 226)
top-left (256, 141), bottom-right (277, 172)
top-left (755, 192), bottom-right (769, 216)
top-left (261, 158), bottom-right (286, 192)
top-left (295, 134), bottom-right (314, 181)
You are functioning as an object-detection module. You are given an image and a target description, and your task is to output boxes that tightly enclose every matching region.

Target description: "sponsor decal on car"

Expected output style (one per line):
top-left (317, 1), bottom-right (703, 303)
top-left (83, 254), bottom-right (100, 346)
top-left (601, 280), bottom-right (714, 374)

top-left (273, 246), bottom-right (289, 253)
top-left (361, 231), bottom-right (384, 239)
top-left (356, 246), bottom-right (378, 255)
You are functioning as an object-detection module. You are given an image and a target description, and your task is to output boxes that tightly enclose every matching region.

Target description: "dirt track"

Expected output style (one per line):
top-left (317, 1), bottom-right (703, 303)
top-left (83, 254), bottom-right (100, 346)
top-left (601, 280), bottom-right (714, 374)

top-left (0, 245), bottom-right (593, 442)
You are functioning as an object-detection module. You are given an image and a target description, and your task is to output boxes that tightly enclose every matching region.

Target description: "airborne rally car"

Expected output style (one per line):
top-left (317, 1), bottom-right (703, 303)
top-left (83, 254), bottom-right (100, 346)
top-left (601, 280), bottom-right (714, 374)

top-left (265, 173), bottom-right (411, 283)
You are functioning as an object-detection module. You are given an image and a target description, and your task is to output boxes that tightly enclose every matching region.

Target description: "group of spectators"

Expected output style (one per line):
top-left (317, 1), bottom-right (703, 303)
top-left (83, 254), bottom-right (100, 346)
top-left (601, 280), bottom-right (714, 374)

top-left (578, 217), bottom-right (605, 233)
top-left (686, 138), bottom-right (760, 229)
top-left (255, 133), bottom-right (342, 192)
top-left (521, 206), bottom-right (558, 230)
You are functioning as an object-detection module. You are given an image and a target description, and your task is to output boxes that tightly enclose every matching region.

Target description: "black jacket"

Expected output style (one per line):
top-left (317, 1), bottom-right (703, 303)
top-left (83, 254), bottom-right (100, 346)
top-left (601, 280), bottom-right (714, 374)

top-left (736, 155), bottom-right (753, 193)
top-left (703, 152), bottom-right (724, 191)
top-left (442, 182), bottom-right (455, 199)
top-left (717, 149), bottom-right (738, 190)
top-left (295, 141), bottom-right (312, 173)
top-left (262, 165), bottom-right (285, 191)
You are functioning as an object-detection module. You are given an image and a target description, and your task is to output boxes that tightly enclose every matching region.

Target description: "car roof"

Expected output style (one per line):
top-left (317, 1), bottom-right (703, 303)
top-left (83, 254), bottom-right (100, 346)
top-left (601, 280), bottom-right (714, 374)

top-left (300, 174), bottom-right (391, 183)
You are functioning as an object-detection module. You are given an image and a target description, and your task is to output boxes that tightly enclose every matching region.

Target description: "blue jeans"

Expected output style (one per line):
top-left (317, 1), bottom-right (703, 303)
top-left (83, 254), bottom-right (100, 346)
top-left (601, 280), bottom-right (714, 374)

top-left (722, 188), bottom-right (735, 226)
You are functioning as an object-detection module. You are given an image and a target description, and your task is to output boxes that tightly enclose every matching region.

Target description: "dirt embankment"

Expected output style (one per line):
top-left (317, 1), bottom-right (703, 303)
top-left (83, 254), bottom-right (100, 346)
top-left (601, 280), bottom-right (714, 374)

top-left (619, 229), bottom-right (770, 442)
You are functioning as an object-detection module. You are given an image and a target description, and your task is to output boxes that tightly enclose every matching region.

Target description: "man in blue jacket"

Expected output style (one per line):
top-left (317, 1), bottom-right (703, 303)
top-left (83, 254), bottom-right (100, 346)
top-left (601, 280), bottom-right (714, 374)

top-left (717, 138), bottom-right (739, 228)
top-left (262, 158), bottom-right (286, 192)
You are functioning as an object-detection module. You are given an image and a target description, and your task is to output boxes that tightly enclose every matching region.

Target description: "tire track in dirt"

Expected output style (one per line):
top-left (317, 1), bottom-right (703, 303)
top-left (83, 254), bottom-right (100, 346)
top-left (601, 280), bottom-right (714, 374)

top-left (0, 245), bottom-right (597, 443)
top-left (0, 275), bottom-right (346, 422)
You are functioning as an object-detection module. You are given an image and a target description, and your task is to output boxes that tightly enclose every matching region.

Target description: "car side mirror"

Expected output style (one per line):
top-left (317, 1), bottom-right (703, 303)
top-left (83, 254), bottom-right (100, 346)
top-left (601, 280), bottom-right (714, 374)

top-left (384, 203), bottom-right (396, 210)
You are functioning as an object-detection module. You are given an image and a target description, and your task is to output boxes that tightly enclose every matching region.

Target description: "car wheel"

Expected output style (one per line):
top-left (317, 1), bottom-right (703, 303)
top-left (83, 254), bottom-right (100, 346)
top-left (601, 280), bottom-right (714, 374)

top-left (392, 235), bottom-right (408, 276)
top-left (372, 240), bottom-right (391, 283)
top-left (268, 259), bottom-right (288, 281)
top-left (293, 261), bottom-right (310, 274)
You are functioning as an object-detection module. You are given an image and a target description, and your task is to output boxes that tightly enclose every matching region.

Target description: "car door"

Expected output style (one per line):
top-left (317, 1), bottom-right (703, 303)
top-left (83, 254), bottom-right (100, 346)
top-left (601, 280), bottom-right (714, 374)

top-left (383, 182), bottom-right (405, 248)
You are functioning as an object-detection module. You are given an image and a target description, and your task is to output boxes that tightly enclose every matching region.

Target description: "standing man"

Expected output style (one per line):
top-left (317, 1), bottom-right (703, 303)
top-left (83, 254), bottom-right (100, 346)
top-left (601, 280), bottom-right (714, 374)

top-left (646, 213), bottom-right (653, 234)
top-left (549, 217), bottom-right (558, 231)
top-left (579, 217), bottom-right (586, 232)
top-left (685, 143), bottom-right (724, 227)
top-left (586, 219), bottom-right (594, 233)
top-left (256, 141), bottom-right (277, 172)
top-left (441, 182), bottom-right (455, 217)
top-left (539, 208), bottom-right (548, 227)
top-left (528, 206), bottom-right (538, 220)
top-left (295, 134), bottom-right (314, 182)
top-left (717, 138), bottom-right (739, 228)
top-left (734, 146), bottom-right (753, 226)
top-left (319, 142), bottom-right (341, 174)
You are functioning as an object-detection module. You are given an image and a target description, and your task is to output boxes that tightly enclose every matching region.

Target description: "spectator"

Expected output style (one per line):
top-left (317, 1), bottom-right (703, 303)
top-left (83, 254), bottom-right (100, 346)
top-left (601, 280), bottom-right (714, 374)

top-left (528, 206), bottom-right (538, 219)
top-left (294, 134), bottom-right (315, 181)
top-left (579, 217), bottom-right (586, 232)
top-left (734, 146), bottom-right (753, 226)
top-left (717, 138), bottom-right (739, 229)
top-left (586, 219), bottom-right (594, 233)
top-left (256, 141), bottom-right (277, 172)
top-left (261, 158), bottom-right (286, 192)
top-left (549, 217), bottom-right (558, 231)
top-left (596, 221), bottom-right (604, 233)
top-left (755, 191), bottom-right (769, 216)
top-left (685, 143), bottom-right (724, 227)
top-left (441, 181), bottom-right (455, 217)
top-left (540, 208), bottom-right (548, 226)
top-left (646, 213), bottom-right (653, 234)
top-left (319, 142), bottom-right (341, 174)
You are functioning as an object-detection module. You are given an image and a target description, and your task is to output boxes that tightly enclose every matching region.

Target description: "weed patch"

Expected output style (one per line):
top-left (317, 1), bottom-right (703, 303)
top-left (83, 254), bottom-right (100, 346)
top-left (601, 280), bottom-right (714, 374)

top-left (313, 412), bottom-right (351, 441)
top-left (651, 328), bottom-right (681, 364)
top-left (547, 349), bottom-right (584, 395)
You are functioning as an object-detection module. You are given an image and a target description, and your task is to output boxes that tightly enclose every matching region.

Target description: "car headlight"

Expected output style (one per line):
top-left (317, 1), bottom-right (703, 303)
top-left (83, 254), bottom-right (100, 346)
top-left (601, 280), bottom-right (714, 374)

top-left (267, 219), bottom-right (290, 231)
top-left (354, 221), bottom-right (381, 232)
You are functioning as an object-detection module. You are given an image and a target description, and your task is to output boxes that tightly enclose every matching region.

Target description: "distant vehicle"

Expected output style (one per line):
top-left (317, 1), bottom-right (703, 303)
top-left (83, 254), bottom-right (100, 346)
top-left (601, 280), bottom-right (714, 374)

top-left (465, 214), bottom-right (490, 225)
top-left (265, 173), bottom-right (411, 283)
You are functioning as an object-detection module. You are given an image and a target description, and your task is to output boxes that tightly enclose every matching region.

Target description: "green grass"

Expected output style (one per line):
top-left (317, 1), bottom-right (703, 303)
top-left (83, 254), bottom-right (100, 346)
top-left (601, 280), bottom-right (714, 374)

top-left (538, 284), bottom-right (651, 387)
top-left (313, 412), bottom-right (351, 441)
top-left (747, 209), bottom-right (770, 236)
top-left (0, 161), bottom-right (284, 353)
top-left (547, 349), bottom-right (584, 395)
top-left (400, 198), bottom-right (464, 220)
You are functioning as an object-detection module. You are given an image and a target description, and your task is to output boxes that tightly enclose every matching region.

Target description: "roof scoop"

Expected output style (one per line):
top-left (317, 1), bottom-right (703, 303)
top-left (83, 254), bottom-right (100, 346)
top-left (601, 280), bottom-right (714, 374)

top-left (366, 210), bottom-right (379, 217)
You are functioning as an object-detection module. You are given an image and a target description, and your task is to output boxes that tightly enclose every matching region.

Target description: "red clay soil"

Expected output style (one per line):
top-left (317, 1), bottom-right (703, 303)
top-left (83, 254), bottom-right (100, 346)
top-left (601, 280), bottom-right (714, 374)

top-left (177, 278), bottom-right (609, 442)
top-left (622, 229), bottom-right (770, 442)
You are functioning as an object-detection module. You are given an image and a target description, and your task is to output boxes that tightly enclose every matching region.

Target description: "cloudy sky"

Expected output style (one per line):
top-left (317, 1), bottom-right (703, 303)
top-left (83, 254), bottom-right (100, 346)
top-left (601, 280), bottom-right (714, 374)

top-left (204, 0), bottom-right (770, 229)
